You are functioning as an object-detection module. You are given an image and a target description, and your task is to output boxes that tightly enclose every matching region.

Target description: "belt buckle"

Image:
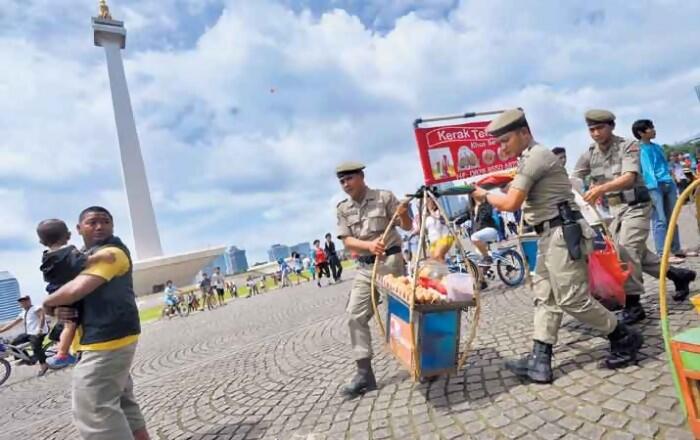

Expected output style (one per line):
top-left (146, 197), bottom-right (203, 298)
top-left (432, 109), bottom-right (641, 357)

top-left (607, 194), bottom-right (622, 206)
top-left (543, 219), bottom-right (554, 233)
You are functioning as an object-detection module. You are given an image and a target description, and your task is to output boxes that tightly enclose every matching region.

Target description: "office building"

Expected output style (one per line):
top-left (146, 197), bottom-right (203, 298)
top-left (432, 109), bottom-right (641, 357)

top-left (0, 271), bottom-right (21, 321)
top-left (201, 254), bottom-right (228, 277)
top-left (290, 242), bottom-right (312, 258)
top-left (226, 246), bottom-right (249, 274)
top-left (268, 244), bottom-right (291, 262)
top-left (437, 181), bottom-right (470, 219)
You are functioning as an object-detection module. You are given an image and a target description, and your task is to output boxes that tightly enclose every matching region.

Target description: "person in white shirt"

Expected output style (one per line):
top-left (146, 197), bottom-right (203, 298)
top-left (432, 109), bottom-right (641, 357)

top-left (0, 295), bottom-right (49, 376)
top-left (211, 267), bottom-right (226, 306)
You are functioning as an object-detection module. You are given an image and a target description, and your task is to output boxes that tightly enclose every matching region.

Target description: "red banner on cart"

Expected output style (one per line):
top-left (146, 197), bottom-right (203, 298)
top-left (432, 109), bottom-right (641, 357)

top-left (414, 120), bottom-right (518, 185)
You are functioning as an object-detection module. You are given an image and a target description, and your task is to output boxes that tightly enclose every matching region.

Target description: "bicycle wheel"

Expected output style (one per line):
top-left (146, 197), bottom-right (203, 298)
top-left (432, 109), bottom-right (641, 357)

top-left (178, 302), bottom-right (189, 317)
top-left (0, 359), bottom-right (10, 386)
top-left (496, 249), bottom-right (525, 286)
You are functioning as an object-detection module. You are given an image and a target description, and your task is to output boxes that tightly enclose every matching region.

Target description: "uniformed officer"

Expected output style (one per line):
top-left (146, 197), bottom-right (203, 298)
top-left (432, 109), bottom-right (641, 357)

top-left (335, 161), bottom-right (412, 397)
top-left (471, 109), bottom-right (642, 383)
top-left (573, 110), bottom-right (696, 324)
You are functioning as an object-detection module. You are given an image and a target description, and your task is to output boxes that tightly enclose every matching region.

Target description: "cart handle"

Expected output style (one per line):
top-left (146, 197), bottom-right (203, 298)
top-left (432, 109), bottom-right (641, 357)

top-left (405, 185), bottom-right (475, 200)
top-left (413, 109), bottom-right (513, 128)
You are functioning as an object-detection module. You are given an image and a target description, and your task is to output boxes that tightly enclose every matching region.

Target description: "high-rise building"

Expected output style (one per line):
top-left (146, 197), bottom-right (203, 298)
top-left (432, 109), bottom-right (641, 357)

top-left (290, 242), bottom-right (312, 258)
top-left (268, 244), bottom-right (291, 262)
top-left (201, 254), bottom-right (227, 276)
top-left (0, 271), bottom-right (21, 322)
top-left (437, 181), bottom-right (470, 218)
top-left (226, 246), bottom-right (249, 274)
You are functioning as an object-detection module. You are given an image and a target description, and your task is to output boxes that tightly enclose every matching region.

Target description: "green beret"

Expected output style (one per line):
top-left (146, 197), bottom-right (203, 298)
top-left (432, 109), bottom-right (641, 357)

top-left (336, 161), bottom-right (365, 177)
top-left (585, 109), bottom-right (615, 126)
top-left (486, 109), bottom-right (528, 137)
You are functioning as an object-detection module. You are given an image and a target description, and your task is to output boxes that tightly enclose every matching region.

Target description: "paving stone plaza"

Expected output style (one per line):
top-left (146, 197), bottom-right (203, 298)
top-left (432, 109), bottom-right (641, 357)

top-left (3, 212), bottom-right (700, 440)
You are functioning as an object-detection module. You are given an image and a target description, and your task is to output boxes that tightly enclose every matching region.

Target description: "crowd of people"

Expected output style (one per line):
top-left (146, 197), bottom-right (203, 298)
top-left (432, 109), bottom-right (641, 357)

top-left (160, 234), bottom-right (348, 315)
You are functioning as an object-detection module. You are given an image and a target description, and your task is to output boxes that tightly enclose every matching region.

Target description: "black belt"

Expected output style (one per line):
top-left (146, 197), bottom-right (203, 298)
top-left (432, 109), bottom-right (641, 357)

top-left (357, 246), bottom-right (402, 264)
top-left (534, 211), bottom-right (582, 235)
top-left (604, 187), bottom-right (651, 207)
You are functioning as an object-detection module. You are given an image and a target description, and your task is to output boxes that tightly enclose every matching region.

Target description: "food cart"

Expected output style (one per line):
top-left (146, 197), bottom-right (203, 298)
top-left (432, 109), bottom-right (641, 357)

top-left (368, 110), bottom-right (519, 381)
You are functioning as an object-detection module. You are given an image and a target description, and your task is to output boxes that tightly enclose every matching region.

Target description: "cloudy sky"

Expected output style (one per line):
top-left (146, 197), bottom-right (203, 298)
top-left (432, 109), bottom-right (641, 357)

top-left (1, 0), bottom-right (699, 296)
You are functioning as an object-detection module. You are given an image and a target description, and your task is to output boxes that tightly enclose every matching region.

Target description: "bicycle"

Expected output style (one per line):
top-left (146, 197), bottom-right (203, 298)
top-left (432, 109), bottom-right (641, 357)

top-left (448, 245), bottom-right (525, 287)
top-left (0, 336), bottom-right (59, 386)
top-left (162, 296), bottom-right (190, 319)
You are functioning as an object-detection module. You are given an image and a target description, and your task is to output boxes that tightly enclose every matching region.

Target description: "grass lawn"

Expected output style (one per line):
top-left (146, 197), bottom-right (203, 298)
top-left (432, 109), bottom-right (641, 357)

top-left (139, 260), bottom-right (358, 323)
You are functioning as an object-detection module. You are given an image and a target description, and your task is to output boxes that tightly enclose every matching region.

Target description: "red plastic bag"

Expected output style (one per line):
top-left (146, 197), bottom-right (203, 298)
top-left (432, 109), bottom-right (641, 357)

top-left (588, 237), bottom-right (629, 310)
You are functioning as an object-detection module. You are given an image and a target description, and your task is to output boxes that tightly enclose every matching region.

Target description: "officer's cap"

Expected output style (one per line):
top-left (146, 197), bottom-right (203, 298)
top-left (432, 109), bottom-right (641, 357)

top-left (486, 109), bottom-right (529, 137)
top-left (336, 161), bottom-right (365, 178)
top-left (585, 109), bottom-right (616, 126)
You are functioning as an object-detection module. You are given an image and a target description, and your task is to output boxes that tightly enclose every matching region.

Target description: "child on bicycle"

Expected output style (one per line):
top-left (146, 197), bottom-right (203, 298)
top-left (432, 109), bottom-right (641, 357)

top-left (37, 219), bottom-right (115, 368)
top-left (163, 280), bottom-right (179, 317)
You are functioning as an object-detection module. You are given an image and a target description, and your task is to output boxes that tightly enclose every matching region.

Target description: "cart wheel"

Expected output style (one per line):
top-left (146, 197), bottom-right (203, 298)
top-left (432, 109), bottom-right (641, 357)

top-left (496, 249), bottom-right (525, 286)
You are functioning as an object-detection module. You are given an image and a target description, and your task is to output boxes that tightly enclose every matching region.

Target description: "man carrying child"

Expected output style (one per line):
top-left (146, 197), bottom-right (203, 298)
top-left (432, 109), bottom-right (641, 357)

top-left (43, 206), bottom-right (149, 440)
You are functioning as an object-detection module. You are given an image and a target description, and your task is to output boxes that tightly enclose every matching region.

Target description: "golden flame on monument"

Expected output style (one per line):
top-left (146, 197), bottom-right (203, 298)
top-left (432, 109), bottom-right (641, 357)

top-left (98, 0), bottom-right (112, 20)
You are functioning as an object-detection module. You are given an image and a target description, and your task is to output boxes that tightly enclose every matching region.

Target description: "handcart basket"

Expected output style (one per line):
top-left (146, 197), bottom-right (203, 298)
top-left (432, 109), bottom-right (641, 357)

top-left (378, 282), bottom-right (477, 379)
top-left (369, 183), bottom-right (482, 382)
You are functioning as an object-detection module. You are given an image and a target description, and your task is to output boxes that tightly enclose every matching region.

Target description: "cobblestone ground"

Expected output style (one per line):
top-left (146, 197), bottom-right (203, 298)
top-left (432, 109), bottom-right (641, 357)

top-left (3, 212), bottom-right (700, 440)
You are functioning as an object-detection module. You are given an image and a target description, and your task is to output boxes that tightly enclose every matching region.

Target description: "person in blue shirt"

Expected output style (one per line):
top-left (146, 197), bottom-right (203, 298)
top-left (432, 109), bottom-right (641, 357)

top-left (163, 280), bottom-right (179, 309)
top-left (632, 119), bottom-right (685, 262)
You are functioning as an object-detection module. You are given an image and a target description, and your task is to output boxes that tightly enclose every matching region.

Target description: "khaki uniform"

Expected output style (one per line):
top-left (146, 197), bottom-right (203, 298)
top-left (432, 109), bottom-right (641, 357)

top-left (337, 188), bottom-right (404, 360)
top-left (512, 143), bottom-right (617, 345)
top-left (573, 135), bottom-right (660, 297)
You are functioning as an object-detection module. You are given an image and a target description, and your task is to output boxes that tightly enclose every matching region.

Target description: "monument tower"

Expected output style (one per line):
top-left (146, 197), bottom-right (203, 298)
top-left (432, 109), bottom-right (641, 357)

top-left (91, 1), bottom-right (224, 294)
top-left (92, 0), bottom-right (162, 259)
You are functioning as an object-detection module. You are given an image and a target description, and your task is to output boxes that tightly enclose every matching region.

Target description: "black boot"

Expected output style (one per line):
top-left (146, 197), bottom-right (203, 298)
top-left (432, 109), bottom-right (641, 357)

top-left (341, 358), bottom-right (377, 398)
top-left (668, 267), bottom-right (696, 302)
top-left (604, 323), bottom-right (643, 369)
top-left (619, 296), bottom-right (646, 325)
top-left (505, 340), bottom-right (553, 384)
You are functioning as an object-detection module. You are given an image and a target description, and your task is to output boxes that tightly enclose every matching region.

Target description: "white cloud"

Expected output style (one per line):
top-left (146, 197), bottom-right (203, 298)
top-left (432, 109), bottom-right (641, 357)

top-left (0, 188), bottom-right (35, 244)
top-left (1, 0), bottom-right (700, 293)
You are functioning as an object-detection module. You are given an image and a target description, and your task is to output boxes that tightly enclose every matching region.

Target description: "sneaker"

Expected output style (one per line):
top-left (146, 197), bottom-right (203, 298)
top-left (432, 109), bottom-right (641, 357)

top-left (47, 354), bottom-right (78, 369)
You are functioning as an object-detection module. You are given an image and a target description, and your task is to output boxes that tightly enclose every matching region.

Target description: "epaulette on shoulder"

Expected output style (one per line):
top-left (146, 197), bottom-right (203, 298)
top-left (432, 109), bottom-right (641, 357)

top-left (336, 198), bottom-right (349, 208)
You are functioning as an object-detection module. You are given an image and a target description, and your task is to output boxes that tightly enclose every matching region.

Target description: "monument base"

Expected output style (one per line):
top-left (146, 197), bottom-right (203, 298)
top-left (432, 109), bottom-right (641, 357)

top-left (132, 246), bottom-right (225, 296)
